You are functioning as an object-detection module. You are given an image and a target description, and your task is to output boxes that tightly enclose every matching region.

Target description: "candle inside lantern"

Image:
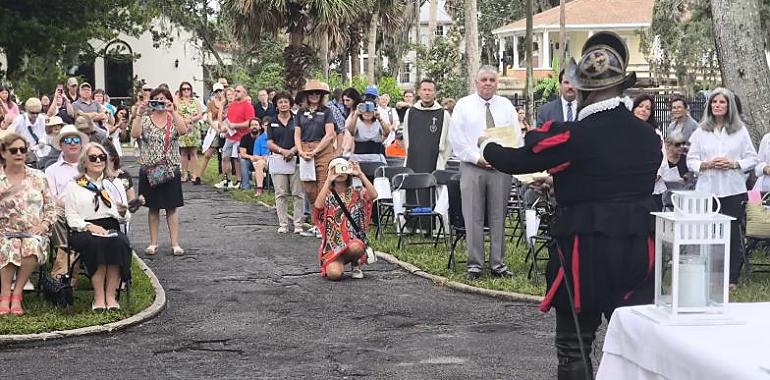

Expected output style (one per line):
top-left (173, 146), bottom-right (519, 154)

top-left (679, 255), bottom-right (707, 308)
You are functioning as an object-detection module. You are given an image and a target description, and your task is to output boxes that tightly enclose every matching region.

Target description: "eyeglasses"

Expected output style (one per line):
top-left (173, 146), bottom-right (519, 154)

top-left (307, 91), bottom-right (323, 96)
top-left (7, 146), bottom-right (28, 155)
top-left (61, 136), bottom-right (82, 145)
top-left (88, 154), bottom-right (108, 163)
top-left (182, 87), bottom-right (192, 91)
top-left (673, 142), bottom-right (689, 147)
top-left (28, 112), bottom-right (40, 116)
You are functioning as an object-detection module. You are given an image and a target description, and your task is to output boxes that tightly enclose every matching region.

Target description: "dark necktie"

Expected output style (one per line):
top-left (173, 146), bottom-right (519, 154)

top-left (485, 102), bottom-right (495, 129)
top-left (566, 102), bottom-right (573, 122)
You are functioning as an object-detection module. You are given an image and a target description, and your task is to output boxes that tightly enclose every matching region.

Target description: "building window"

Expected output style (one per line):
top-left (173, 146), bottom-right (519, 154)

top-left (436, 25), bottom-right (444, 37)
top-left (401, 63), bottom-right (412, 83)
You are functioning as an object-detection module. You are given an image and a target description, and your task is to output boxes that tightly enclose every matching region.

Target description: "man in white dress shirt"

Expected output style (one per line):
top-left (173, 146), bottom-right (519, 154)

top-left (449, 65), bottom-right (520, 280)
top-left (44, 124), bottom-right (89, 282)
top-left (536, 70), bottom-right (578, 128)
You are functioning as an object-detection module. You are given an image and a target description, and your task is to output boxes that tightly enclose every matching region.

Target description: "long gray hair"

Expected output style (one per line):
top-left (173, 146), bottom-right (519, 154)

top-left (700, 87), bottom-right (744, 135)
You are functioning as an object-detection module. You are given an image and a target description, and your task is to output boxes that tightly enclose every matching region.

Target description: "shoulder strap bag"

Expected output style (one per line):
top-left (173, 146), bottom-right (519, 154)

top-left (144, 114), bottom-right (177, 188)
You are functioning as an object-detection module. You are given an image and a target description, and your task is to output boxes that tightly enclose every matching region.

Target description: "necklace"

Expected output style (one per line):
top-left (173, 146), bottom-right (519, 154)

top-left (577, 96), bottom-right (633, 121)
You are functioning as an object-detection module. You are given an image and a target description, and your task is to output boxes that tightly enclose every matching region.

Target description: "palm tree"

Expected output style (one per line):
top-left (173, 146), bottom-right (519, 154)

top-left (464, 0), bottom-right (480, 93)
top-left (365, 0), bottom-right (407, 83)
top-left (223, 0), bottom-right (359, 91)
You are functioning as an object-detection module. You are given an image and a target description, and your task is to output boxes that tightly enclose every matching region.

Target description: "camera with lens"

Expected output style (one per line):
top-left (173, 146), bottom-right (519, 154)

top-left (333, 162), bottom-right (353, 174)
top-left (356, 101), bottom-right (377, 113)
top-left (148, 100), bottom-right (166, 111)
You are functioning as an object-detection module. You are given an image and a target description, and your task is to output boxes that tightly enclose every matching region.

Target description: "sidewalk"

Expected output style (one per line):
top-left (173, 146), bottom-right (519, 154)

top-left (1, 159), bottom-right (558, 378)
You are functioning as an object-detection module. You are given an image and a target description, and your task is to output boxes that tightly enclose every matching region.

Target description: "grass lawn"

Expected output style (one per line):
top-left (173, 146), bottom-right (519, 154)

top-left (200, 156), bottom-right (770, 302)
top-left (0, 256), bottom-right (155, 335)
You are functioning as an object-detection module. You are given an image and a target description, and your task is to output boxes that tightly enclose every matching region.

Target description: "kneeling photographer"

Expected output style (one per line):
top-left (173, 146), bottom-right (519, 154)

top-left (314, 157), bottom-right (378, 281)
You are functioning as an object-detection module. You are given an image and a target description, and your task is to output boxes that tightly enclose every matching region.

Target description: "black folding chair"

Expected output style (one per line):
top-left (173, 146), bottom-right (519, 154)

top-left (525, 197), bottom-right (555, 285)
top-left (393, 173), bottom-right (447, 249)
top-left (357, 161), bottom-right (385, 182)
top-left (374, 166), bottom-right (414, 239)
top-left (386, 157), bottom-right (405, 168)
top-left (445, 159), bottom-right (461, 173)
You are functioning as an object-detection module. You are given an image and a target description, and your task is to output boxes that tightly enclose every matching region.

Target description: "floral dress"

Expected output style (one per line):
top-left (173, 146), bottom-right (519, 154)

top-left (177, 98), bottom-right (201, 149)
top-left (316, 187), bottom-right (373, 277)
top-left (0, 167), bottom-right (58, 267)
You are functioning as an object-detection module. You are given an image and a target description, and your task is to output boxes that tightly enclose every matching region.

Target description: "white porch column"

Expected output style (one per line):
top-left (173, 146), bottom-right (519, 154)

top-left (541, 30), bottom-right (550, 69)
top-left (513, 36), bottom-right (520, 69)
top-left (94, 57), bottom-right (105, 90)
top-left (498, 36), bottom-right (506, 71)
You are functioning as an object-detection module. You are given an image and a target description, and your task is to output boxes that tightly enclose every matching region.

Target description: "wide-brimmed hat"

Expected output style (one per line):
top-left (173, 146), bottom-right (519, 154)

top-left (566, 31), bottom-right (636, 92)
top-left (53, 124), bottom-right (89, 150)
top-left (301, 79), bottom-right (330, 95)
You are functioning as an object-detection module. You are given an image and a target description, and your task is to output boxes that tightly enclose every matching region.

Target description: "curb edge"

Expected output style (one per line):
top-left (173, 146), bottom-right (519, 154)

top-left (375, 251), bottom-right (545, 304)
top-left (0, 252), bottom-right (167, 344)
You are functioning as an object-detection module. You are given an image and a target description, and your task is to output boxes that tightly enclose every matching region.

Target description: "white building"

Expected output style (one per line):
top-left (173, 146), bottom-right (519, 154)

top-left (396, 0), bottom-right (456, 88)
top-left (1, 21), bottom-right (216, 105)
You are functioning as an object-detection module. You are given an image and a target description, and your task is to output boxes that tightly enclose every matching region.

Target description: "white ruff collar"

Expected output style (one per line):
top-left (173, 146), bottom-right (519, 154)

top-left (577, 96), bottom-right (633, 121)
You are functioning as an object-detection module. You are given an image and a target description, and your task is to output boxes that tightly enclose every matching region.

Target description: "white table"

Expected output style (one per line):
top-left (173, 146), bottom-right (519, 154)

top-left (597, 303), bottom-right (770, 380)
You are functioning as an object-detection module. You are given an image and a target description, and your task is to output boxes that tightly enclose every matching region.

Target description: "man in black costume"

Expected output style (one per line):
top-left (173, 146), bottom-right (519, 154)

top-left (480, 32), bottom-right (662, 379)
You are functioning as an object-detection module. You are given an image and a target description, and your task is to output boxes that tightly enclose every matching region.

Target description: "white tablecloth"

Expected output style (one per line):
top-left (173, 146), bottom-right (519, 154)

top-left (597, 303), bottom-right (770, 380)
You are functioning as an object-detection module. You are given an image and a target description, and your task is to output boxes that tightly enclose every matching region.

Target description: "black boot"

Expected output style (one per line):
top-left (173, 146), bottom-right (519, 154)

top-left (555, 312), bottom-right (600, 380)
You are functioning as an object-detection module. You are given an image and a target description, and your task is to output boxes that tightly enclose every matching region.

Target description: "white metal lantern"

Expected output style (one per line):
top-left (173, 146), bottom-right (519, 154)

top-left (649, 192), bottom-right (733, 322)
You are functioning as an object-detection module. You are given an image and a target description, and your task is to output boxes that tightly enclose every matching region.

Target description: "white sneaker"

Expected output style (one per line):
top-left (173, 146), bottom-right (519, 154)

top-left (213, 179), bottom-right (228, 189)
top-left (351, 266), bottom-right (364, 279)
top-left (277, 226), bottom-right (289, 234)
top-left (228, 181), bottom-right (240, 189)
top-left (299, 227), bottom-right (317, 237)
top-left (294, 226), bottom-right (304, 234)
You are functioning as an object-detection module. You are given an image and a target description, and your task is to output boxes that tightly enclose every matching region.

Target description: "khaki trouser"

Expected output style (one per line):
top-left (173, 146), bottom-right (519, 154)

top-left (272, 171), bottom-right (305, 229)
top-left (300, 142), bottom-right (334, 209)
top-left (49, 213), bottom-right (79, 287)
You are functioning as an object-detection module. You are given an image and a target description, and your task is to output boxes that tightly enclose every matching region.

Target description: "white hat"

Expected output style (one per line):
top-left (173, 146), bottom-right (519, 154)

top-left (53, 124), bottom-right (89, 150)
top-left (212, 83), bottom-right (225, 92)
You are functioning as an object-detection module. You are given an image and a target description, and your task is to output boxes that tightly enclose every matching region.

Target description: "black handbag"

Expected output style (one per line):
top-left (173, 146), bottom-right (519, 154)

top-left (39, 272), bottom-right (74, 307)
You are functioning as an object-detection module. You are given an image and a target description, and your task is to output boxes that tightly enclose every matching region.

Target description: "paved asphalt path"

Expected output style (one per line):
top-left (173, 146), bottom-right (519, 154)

top-left (0, 161), bottom-right (583, 379)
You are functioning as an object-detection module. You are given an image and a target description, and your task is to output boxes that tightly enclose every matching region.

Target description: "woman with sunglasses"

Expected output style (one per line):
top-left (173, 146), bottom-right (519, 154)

top-left (294, 80), bottom-right (336, 238)
top-left (0, 133), bottom-right (58, 316)
top-left (65, 142), bottom-right (131, 311)
top-left (131, 87), bottom-right (188, 256)
top-left (176, 81), bottom-right (203, 182)
top-left (654, 132), bottom-right (692, 210)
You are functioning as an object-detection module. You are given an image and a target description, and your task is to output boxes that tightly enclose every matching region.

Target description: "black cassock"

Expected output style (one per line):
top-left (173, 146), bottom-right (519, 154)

top-left (483, 105), bottom-right (662, 315)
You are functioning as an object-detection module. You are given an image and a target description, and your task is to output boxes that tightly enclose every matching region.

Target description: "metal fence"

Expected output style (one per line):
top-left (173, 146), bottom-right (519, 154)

top-left (504, 93), bottom-right (707, 135)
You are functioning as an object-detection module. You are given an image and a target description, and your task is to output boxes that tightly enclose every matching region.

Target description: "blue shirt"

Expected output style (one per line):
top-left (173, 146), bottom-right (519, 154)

top-left (253, 133), bottom-right (269, 156)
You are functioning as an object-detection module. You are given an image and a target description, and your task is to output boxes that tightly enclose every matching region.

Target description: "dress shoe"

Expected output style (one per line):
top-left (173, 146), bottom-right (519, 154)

top-left (466, 271), bottom-right (482, 281)
top-left (491, 268), bottom-right (515, 278)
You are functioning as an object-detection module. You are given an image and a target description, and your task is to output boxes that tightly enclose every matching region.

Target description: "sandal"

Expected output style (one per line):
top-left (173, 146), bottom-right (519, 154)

top-left (0, 295), bottom-right (10, 315)
top-left (10, 294), bottom-right (24, 316)
top-left (145, 245), bottom-right (158, 256)
top-left (172, 246), bottom-right (185, 256)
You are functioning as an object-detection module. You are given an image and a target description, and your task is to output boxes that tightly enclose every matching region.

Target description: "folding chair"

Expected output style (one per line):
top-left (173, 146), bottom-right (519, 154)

top-left (445, 159), bottom-right (461, 173)
top-left (393, 173), bottom-right (447, 249)
top-left (525, 197), bottom-right (555, 285)
top-left (386, 157), bottom-right (405, 168)
top-left (374, 166), bottom-right (414, 239)
top-left (358, 161), bottom-right (385, 182)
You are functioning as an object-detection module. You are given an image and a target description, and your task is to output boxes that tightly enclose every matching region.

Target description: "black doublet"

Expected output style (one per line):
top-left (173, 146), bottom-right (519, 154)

top-left (484, 105), bottom-right (662, 314)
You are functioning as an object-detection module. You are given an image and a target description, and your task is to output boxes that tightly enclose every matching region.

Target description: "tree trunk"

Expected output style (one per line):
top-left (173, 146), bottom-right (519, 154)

top-left (414, 0), bottom-right (421, 85)
top-left (464, 0), bottom-right (480, 94)
top-left (711, 0), bottom-right (770, 144)
top-left (367, 12), bottom-right (379, 84)
top-left (525, 0), bottom-right (535, 126)
top-left (319, 32), bottom-right (330, 81)
top-left (559, 0), bottom-right (567, 65)
top-left (351, 30), bottom-right (361, 78)
top-left (4, 44), bottom-right (24, 82)
top-left (427, 0), bottom-right (438, 49)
